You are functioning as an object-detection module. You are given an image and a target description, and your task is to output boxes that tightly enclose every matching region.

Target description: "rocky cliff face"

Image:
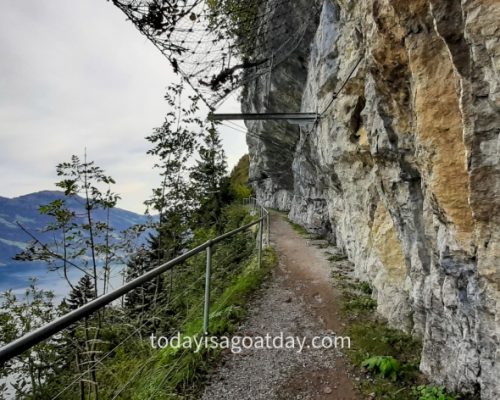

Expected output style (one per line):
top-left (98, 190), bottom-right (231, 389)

top-left (242, 0), bottom-right (322, 212)
top-left (243, 0), bottom-right (500, 398)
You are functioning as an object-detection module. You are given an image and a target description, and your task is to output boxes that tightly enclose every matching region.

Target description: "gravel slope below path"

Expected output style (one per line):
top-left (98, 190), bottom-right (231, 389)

top-left (201, 213), bottom-right (361, 400)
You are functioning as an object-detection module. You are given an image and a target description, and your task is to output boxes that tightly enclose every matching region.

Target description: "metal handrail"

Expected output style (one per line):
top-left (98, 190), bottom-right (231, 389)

top-left (245, 197), bottom-right (270, 247)
top-left (0, 203), bottom-right (269, 364)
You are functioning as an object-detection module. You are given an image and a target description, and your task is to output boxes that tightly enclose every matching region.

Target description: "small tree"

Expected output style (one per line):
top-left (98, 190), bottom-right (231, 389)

top-left (14, 154), bottom-right (126, 399)
top-left (144, 82), bottom-right (202, 260)
top-left (54, 154), bottom-right (120, 298)
top-left (16, 154), bottom-right (121, 297)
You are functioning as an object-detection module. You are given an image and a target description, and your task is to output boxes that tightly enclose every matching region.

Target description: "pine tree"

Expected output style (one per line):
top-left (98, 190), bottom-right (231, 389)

top-left (124, 246), bottom-right (162, 316)
top-left (66, 275), bottom-right (95, 310)
top-left (190, 122), bottom-right (228, 230)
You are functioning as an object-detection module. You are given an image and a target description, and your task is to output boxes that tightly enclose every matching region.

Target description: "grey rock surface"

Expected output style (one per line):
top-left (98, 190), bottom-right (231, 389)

top-left (242, 0), bottom-right (500, 398)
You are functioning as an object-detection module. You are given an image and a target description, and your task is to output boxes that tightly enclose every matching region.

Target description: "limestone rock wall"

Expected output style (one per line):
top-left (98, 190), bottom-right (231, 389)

top-left (243, 0), bottom-right (500, 398)
top-left (242, 0), bottom-right (322, 211)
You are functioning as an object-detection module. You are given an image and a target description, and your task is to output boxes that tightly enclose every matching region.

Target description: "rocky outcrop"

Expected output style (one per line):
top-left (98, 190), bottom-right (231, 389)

top-left (242, 0), bottom-right (322, 211)
top-left (243, 0), bottom-right (500, 398)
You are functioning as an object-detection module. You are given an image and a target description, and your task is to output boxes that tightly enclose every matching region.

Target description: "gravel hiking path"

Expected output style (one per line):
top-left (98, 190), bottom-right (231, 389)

top-left (201, 212), bottom-right (361, 400)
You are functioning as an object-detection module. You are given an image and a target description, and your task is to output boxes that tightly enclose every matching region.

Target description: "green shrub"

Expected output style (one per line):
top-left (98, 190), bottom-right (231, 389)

top-left (362, 356), bottom-right (401, 381)
top-left (413, 385), bottom-right (457, 400)
top-left (344, 297), bottom-right (377, 311)
top-left (359, 281), bottom-right (372, 294)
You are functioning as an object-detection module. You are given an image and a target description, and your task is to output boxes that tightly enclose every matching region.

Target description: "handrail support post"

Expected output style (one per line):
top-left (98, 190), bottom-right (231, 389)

top-left (203, 243), bottom-right (212, 334)
top-left (258, 212), bottom-right (263, 268)
top-left (266, 212), bottom-right (270, 247)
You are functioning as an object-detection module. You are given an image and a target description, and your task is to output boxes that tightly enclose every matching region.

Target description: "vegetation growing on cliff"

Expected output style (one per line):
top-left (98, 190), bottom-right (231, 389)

top-left (206, 0), bottom-right (263, 52)
top-left (229, 154), bottom-right (252, 200)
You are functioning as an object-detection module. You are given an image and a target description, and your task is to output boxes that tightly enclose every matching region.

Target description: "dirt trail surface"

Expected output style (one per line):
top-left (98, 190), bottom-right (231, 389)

top-left (201, 213), bottom-right (360, 400)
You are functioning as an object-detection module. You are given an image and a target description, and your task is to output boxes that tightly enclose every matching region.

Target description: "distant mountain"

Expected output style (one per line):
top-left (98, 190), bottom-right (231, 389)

top-left (0, 191), bottom-right (150, 297)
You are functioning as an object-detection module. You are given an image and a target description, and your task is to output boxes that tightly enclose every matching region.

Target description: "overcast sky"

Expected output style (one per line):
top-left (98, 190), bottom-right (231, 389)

top-left (0, 0), bottom-right (247, 214)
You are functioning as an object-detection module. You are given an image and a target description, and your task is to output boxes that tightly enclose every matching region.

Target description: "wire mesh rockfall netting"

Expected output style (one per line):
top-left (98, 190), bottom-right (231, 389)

top-left (112, 0), bottom-right (318, 109)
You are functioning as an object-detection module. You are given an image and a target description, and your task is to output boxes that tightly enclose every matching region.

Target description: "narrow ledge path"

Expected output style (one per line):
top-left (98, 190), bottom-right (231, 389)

top-left (201, 212), bottom-right (361, 400)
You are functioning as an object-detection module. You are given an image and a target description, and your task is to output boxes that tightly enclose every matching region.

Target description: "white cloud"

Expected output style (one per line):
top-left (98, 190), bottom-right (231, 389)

top-left (0, 0), bottom-right (247, 213)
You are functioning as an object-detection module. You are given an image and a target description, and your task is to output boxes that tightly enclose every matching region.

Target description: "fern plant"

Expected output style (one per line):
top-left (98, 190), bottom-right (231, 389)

top-left (362, 355), bottom-right (401, 381)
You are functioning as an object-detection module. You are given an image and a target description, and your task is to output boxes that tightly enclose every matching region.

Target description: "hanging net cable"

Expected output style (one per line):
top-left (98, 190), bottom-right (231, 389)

top-left (111, 0), bottom-right (321, 110)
